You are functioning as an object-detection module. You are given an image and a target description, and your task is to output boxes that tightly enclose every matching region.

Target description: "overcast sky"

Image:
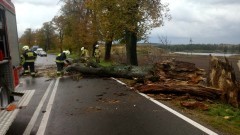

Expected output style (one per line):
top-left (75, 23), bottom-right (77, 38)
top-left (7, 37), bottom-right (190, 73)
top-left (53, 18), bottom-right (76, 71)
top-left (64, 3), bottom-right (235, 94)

top-left (12, 0), bottom-right (240, 44)
top-left (150, 0), bottom-right (240, 44)
top-left (12, 0), bottom-right (62, 36)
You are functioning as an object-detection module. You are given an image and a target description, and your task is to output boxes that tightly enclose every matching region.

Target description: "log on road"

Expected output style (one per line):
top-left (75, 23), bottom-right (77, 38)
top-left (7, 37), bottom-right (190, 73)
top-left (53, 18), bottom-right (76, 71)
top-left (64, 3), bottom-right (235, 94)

top-left (136, 82), bottom-right (222, 99)
top-left (65, 63), bottom-right (152, 79)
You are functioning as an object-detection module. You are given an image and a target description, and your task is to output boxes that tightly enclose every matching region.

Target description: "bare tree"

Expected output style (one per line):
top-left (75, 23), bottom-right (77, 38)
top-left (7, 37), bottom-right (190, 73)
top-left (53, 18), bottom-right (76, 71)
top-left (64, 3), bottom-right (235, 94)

top-left (158, 35), bottom-right (171, 46)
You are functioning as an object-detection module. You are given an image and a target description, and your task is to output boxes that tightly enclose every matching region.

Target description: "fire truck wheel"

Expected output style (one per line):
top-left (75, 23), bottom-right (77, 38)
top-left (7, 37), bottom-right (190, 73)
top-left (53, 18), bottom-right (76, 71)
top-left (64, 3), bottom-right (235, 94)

top-left (0, 87), bottom-right (10, 108)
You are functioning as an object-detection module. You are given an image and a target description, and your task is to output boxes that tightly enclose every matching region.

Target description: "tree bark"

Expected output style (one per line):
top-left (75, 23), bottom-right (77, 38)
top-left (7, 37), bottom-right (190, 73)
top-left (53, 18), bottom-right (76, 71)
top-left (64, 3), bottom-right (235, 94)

top-left (208, 55), bottom-right (239, 107)
top-left (125, 30), bottom-right (138, 66)
top-left (136, 83), bottom-right (222, 100)
top-left (65, 63), bottom-right (150, 79)
top-left (104, 40), bottom-right (112, 61)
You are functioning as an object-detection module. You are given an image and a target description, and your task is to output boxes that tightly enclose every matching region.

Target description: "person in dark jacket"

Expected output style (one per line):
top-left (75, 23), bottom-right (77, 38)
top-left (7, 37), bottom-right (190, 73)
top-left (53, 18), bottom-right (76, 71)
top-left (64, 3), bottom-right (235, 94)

top-left (55, 50), bottom-right (70, 76)
top-left (22, 45), bottom-right (37, 77)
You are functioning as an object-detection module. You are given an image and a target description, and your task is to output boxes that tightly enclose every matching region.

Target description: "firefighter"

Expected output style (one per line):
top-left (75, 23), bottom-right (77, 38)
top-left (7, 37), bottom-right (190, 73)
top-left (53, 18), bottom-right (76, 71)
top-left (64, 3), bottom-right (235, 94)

top-left (20, 54), bottom-right (25, 66)
top-left (55, 50), bottom-right (70, 76)
top-left (22, 45), bottom-right (37, 77)
top-left (80, 47), bottom-right (90, 62)
top-left (94, 44), bottom-right (101, 63)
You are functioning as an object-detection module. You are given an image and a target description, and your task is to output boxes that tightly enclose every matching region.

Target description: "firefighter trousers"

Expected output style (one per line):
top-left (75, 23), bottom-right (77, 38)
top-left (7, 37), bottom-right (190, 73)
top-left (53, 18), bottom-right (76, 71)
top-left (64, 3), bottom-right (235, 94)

top-left (23, 62), bottom-right (35, 75)
top-left (56, 62), bottom-right (64, 75)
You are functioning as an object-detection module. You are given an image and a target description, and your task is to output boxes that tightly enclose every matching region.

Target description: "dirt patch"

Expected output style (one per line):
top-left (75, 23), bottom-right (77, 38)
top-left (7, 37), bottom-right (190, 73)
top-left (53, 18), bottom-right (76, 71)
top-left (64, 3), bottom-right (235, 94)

top-left (96, 98), bottom-right (120, 104)
top-left (35, 66), bottom-right (57, 78)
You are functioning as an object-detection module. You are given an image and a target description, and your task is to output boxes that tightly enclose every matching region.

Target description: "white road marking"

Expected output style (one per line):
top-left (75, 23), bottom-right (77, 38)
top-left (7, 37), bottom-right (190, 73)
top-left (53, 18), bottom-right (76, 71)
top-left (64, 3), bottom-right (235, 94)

top-left (0, 90), bottom-right (35, 135)
top-left (111, 77), bottom-right (126, 85)
top-left (23, 81), bottom-right (54, 135)
top-left (36, 77), bottom-right (60, 135)
top-left (21, 90), bottom-right (35, 107)
top-left (113, 78), bottom-right (218, 135)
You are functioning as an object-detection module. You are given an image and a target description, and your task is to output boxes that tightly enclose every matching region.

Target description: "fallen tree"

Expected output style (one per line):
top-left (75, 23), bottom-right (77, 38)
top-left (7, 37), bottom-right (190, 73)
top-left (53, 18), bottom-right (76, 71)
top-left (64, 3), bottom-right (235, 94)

top-left (65, 57), bottom-right (240, 107)
top-left (65, 62), bottom-right (152, 79)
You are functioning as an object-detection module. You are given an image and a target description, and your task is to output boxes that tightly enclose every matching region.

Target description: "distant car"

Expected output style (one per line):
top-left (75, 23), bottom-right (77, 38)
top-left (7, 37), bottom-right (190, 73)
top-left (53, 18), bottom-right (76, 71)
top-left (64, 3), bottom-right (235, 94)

top-left (31, 45), bottom-right (39, 52)
top-left (38, 50), bottom-right (47, 57)
top-left (36, 48), bottom-right (43, 55)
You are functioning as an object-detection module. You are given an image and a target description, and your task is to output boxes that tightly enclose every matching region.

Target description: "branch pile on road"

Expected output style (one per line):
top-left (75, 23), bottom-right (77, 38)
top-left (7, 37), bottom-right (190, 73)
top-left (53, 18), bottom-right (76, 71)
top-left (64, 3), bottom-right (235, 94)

top-left (135, 59), bottom-right (222, 100)
top-left (65, 56), bottom-right (240, 108)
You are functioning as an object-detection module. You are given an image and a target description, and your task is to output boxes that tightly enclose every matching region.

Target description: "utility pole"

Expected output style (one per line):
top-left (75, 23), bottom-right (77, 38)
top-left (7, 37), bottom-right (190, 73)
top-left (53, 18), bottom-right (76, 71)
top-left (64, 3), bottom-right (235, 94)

top-left (189, 38), bottom-right (193, 55)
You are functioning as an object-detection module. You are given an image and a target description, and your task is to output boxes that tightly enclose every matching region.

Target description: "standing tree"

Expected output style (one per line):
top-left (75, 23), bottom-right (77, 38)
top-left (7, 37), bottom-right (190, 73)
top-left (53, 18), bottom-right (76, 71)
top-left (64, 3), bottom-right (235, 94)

top-left (19, 28), bottom-right (34, 46)
top-left (34, 29), bottom-right (46, 49)
top-left (87, 0), bottom-right (170, 65)
top-left (86, 0), bottom-right (121, 61)
top-left (52, 15), bottom-right (66, 52)
top-left (41, 22), bottom-right (56, 51)
top-left (122, 0), bottom-right (170, 65)
top-left (60, 0), bottom-right (98, 56)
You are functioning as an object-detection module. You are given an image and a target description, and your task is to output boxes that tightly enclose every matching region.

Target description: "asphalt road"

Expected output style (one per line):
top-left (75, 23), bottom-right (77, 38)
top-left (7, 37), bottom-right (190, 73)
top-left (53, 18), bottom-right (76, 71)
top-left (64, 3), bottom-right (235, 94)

top-left (35, 54), bottom-right (56, 69)
top-left (6, 54), bottom-right (219, 135)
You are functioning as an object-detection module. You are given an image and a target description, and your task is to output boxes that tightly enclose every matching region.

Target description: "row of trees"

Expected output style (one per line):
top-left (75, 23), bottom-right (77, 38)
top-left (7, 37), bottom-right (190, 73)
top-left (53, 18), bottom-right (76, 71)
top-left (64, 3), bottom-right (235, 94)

top-left (19, 0), bottom-right (170, 65)
top-left (155, 44), bottom-right (240, 54)
top-left (19, 22), bottom-right (57, 52)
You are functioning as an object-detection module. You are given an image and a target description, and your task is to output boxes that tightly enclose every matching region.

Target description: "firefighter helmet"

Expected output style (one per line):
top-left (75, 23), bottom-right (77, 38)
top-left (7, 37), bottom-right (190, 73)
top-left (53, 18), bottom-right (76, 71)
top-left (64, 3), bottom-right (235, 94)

top-left (63, 50), bottom-right (70, 55)
top-left (95, 44), bottom-right (99, 48)
top-left (81, 47), bottom-right (84, 51)
top-left (22, 45), bottom-right (29, 51)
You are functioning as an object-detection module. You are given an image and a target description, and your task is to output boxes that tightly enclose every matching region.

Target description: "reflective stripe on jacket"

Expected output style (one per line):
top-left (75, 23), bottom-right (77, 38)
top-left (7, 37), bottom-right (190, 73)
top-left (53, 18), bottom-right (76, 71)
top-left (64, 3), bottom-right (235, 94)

top-left (55, 52), bottom-right (66, 63)
top-left (94, 49), bottom-right (101, 58)
top-left (20, 55), bottom-right (25, 65)
top-left (23, 50), bottom-right (37, 62)
top-left (81, 49), bottom-right (89, 58)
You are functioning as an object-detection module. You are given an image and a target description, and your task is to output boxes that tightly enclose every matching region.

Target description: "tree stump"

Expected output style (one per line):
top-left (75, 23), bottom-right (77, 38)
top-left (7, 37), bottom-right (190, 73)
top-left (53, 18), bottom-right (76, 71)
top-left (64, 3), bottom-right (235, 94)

top-left (208, 55), bottom-right (239, 107)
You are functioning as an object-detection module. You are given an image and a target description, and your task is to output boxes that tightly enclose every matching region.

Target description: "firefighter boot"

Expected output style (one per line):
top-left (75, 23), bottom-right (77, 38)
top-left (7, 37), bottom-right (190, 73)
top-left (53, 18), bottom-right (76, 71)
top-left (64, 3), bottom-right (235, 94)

top-left (31, 72), bottom-right (36, 77)
top-left (60, 71), bottom-right (64, 77)
top-left (23, 70), bottom-right (30, 76)
top-left (57, 71), bottom-right (61, 77)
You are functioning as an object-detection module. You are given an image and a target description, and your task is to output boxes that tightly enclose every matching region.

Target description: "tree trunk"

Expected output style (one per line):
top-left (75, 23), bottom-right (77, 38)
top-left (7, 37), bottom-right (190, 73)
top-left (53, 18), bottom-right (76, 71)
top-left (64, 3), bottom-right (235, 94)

top-left (59, 30), bottom-right (64, 52)
top-left (125, 30), bottom-right (138, 66)
top-left (104, 40), bottom-right (112, 61)
top-left (136, 83), bottom-right (222, 100)
top-left (65, 63), bottom-right (150, 79)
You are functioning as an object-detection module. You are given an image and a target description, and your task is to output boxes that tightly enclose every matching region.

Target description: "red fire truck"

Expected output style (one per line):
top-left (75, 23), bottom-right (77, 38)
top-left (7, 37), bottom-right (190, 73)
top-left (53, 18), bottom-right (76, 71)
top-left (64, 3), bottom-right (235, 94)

top-left (0, 0), bottom-right (34, 134)
top-left (0, 0), bottom-right (20, 108)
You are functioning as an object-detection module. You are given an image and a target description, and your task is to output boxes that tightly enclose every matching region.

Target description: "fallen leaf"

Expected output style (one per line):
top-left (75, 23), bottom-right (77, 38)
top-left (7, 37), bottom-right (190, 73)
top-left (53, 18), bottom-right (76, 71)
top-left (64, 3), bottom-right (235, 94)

top-left (6, 104), bottom-right (17, 111)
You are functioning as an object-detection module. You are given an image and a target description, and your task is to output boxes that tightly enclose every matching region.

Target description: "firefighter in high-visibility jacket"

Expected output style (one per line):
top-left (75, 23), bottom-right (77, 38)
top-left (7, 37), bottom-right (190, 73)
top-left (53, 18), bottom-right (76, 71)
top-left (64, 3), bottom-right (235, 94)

top-left (22, 45), bottom-right (37, 76)
top-left (20, 54), bottom-right (25, 66)
top-left (94, 44), bottom-right (101, 63)
top-left (80, 47), bottom-right (90, 62)
top-left (55, 50), bottom-right (70, 76)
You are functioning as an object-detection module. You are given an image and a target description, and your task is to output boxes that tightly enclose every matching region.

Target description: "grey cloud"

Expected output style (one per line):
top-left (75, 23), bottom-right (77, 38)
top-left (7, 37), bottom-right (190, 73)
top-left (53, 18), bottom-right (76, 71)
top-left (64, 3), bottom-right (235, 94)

top-left (12, 0), bottom-right (60, 6)
top-left (186, 0), bottom-right (240, 5)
